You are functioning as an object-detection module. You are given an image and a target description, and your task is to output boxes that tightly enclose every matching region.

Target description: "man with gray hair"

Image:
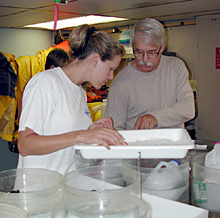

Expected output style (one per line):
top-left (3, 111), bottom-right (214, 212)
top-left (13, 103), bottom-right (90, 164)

top-left (106, 18), bottom-right (195, 130)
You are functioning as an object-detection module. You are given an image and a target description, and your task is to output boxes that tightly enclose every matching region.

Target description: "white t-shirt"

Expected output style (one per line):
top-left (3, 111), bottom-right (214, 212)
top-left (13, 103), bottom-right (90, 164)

top-left (17, 67), bottom-right (92, 175)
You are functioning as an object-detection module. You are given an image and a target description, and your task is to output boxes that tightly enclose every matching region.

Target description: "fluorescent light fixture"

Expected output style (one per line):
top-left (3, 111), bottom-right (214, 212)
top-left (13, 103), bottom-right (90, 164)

top-left (24, 15), bottom-right (128, 30)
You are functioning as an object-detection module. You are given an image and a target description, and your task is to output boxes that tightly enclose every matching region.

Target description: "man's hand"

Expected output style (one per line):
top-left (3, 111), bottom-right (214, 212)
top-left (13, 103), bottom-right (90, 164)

top-left (134, 114), bottom-right (158, 129)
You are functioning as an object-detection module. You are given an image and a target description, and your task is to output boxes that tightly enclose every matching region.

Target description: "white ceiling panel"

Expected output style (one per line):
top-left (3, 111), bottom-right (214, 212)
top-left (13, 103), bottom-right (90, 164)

top-left (0, 11), bottom-right (53, 28)
top-left (102, 0), bottom-right (220, 19)
top-left (0, 0), bottom-right (54, 9)
top-left (0, 7), bottom-right (26, 17)
top-left (0, 0), bottom-right (219, 30)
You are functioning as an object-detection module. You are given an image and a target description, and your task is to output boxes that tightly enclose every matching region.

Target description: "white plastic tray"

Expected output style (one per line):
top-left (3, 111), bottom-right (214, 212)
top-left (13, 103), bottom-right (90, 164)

top-left (74, 128), bottom-right (194, 159)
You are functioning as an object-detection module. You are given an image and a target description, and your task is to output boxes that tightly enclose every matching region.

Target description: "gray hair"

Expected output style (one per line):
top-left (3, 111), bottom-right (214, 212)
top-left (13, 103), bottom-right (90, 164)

top-left (131, 18), bottom-right (166, 47)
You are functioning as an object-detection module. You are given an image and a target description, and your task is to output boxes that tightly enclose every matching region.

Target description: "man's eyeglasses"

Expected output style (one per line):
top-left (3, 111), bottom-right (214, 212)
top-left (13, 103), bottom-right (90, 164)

top-left (133, 47), bottom-right (161, 59)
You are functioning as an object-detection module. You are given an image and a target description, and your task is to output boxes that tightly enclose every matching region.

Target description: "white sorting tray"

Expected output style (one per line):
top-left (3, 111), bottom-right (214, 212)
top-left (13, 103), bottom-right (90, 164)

top-left (74, 128), bottom-right (194, 159)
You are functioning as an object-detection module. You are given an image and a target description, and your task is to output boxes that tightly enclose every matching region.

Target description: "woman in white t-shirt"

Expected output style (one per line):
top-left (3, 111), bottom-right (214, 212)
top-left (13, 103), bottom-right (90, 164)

top-left (17, 24), bottom-right (125, 175)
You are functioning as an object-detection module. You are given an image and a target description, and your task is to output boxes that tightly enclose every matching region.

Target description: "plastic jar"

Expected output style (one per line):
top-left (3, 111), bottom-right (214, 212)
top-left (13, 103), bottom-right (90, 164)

top-left (64, 165), bottom-right (141, 199)
top-left (124, 157), bottom-right (189, 203)
top-left (51, 192), bottom-right (152, 218)
top-left (0, 168), bottom-right (63, 217)
top-left (0, 203), bottom-right (27, 218)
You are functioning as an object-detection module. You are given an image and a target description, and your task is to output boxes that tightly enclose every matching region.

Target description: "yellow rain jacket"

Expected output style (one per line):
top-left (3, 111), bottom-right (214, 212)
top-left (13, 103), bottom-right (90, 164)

top-left (0, 47), bottom-right (53, 142)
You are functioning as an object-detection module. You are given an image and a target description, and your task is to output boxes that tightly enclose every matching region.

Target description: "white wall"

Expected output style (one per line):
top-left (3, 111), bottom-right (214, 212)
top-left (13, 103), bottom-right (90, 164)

top-left (0, 28), bottom-right (53, 171)
top-left (196, 14), bottom-right (220, 141)
top-left (165, 25), bottom-right (197, 80)
top-left (0, 28), bottom-right (52, 58)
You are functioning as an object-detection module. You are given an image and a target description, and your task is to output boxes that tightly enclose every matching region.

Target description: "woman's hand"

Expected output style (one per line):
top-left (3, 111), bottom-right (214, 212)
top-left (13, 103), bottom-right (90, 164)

top-left (87, 117), bottom-right (124, 149)
top-left (78, 127), bottom-right (124, 150)
top-left (89, 117), bottom-right (114, 129)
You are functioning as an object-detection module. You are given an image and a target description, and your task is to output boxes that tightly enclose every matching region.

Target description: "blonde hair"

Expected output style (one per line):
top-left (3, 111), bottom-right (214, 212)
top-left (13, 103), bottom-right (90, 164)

top-left (131, 18), bottom-right (166, 47)
top-left (69, 24), bottom-right (125, 61)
